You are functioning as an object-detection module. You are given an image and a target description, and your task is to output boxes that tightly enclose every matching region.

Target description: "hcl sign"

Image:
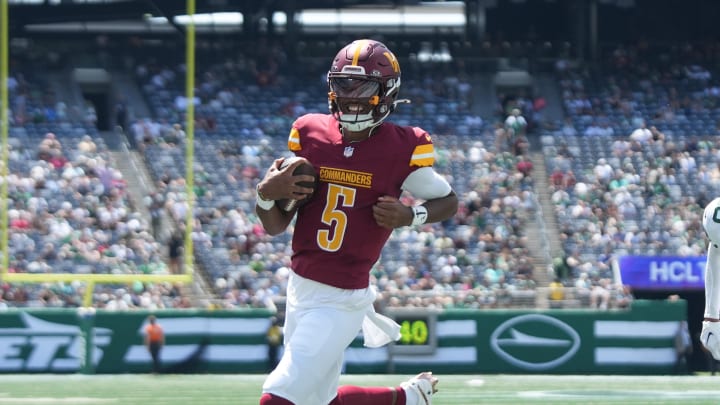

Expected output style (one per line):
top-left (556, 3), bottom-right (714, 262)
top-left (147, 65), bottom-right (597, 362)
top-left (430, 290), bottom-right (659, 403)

top-left (618, 256), bottom-right (706, 290)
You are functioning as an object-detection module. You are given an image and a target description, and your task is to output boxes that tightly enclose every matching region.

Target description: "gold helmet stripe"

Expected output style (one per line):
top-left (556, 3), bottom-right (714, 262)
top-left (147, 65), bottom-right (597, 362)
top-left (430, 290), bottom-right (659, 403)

top-left (351, 39), bottom-right (368, 66)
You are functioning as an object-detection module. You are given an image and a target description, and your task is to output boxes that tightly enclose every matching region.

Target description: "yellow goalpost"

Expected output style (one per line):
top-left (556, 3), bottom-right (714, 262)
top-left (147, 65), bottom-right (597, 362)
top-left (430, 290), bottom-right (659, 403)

top-left (0, 0), bottom-right (197, 307)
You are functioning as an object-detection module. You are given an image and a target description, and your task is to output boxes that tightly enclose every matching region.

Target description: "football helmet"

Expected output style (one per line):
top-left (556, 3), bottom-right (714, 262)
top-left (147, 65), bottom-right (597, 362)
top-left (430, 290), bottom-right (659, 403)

top-left (328, 39), bottom-right (403, 132)
top-left (703, 197), bottom-right (720, 246)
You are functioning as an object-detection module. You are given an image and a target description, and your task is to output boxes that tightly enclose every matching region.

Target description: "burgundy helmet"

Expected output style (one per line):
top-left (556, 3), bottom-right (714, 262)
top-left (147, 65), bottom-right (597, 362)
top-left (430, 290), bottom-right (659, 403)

top-left (327, 39), bottom-right (402, 132)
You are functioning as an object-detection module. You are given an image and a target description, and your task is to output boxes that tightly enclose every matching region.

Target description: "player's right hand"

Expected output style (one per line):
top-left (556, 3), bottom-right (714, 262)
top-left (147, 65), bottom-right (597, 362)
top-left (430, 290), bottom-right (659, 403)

top-left (257, 158), bottom-right (315, 201)
top-left (701, 320), bottom-right (720, 360)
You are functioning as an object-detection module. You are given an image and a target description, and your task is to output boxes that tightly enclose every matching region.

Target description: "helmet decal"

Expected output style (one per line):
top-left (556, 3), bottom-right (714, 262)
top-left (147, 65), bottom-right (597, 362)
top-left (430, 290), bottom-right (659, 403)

top-left (383, 52), bottom-right (400, 73)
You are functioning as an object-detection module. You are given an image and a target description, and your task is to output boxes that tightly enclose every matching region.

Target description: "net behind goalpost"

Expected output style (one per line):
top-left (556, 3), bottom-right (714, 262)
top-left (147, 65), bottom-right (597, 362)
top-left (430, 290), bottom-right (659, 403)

top-left (0, 0), bottom-right (198, 309)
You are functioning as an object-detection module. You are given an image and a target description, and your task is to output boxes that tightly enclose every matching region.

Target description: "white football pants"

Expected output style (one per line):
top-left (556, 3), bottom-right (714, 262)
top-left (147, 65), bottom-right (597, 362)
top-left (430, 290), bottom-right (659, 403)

top-left (262, 271), bottom-right (378, 405)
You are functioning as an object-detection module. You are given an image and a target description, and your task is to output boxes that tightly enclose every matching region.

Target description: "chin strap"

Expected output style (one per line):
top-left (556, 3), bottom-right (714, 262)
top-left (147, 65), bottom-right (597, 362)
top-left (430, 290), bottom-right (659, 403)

top-left (337, 98), bottom-right (411, 133)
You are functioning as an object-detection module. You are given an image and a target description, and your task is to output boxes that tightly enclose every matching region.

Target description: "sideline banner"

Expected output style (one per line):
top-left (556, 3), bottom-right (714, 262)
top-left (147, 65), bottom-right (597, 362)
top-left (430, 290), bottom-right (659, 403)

top-left (617, 256), bottom-right (705, 290)
top-left (349, 299), bottom-right (686, 375)
top-left (0, 300), bottom-right (685, 374)
top-left (0, 309), bottom-right (273, 374)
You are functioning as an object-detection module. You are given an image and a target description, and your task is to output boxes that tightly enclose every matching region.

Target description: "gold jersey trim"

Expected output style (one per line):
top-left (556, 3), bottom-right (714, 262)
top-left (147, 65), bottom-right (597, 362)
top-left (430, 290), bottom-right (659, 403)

top-left (288, 128), bottom-right (301, 151)
top-left (410, 143), bottom-right (435, 166)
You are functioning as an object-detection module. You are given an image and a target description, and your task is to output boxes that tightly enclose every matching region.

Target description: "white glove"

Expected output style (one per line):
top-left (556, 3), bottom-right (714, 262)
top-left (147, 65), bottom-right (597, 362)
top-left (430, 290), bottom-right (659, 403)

top-left (701, 321), bottom-right (720, 360)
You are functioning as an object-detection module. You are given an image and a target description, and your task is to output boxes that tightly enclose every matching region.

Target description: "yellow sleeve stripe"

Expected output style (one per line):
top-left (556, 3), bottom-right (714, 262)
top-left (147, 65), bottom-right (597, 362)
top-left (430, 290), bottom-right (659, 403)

top-left (288, 128), bottom-right (301, 151)
top-left (410, 144), bottom-right (435, 166)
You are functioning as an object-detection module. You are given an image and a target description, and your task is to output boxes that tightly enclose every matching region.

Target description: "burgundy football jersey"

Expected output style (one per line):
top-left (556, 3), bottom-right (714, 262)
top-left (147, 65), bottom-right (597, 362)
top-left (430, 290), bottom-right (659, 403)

top-left (286, 113), bottom-right (436, 289)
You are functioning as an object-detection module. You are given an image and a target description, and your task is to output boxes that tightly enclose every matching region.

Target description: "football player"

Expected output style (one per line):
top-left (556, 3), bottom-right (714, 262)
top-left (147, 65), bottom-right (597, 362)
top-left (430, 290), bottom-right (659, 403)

top-left (701, 197), bottom-right (720, 360)
top-left (255, 39), bottom-right (457, 405)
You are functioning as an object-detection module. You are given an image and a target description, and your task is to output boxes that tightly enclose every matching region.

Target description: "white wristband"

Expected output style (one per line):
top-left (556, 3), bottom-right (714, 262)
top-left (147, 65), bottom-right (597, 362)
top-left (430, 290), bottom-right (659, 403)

top-left (411, 205), bottom-right (428, 226)
top-left (256, 196), bottom-right (275, 211)
top-left (256, 185), bottom-right (275, 211)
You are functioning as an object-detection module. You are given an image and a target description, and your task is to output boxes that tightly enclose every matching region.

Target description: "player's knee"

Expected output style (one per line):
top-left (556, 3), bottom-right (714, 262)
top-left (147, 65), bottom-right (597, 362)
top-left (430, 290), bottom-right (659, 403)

top-left (259, 393), bottom-right (294, 405)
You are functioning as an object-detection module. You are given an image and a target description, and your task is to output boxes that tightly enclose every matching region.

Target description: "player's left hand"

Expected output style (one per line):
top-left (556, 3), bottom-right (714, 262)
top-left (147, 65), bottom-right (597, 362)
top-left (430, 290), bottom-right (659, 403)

top-left (373, 196), bottom-right (413, 229)
top-left (701, 320), bottom-right (720, 360)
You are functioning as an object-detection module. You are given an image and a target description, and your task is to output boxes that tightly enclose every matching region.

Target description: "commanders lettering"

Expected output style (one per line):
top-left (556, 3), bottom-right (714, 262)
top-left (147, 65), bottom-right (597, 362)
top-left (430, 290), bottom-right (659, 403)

top-left (319, 167), bottom-right (372, 188)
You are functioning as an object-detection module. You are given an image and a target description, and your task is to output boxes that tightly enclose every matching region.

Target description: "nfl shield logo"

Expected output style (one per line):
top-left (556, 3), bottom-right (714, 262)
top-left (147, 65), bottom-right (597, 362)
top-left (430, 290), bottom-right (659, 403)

top-left (343, 146), bottom-right (354, 158)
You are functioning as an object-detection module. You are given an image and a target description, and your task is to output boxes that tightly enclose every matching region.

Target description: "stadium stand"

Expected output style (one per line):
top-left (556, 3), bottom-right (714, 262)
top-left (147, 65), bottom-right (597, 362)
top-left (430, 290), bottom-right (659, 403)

top-left (537, 41), bottom-right (720, 306)
top-left (1, 49), bottom-right (187, 309)
top-left (6, 30), bottom-right (720, 313)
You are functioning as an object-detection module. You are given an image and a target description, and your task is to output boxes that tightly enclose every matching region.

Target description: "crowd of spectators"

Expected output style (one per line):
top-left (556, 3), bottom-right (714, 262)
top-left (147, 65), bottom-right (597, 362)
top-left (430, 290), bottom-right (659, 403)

top-left (540, 41), bottom-right (720, 305)
top-left (0, 127), bottom-right (187, 309)
top-left (1, 51), bottom-right (189, 309)
top-left (9, 39), bottom-right (720, 312)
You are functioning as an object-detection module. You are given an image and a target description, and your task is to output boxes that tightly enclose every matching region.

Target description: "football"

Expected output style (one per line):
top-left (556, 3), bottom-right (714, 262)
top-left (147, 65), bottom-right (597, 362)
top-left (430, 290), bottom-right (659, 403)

top-left (276, 156), bottom-right (317, 212)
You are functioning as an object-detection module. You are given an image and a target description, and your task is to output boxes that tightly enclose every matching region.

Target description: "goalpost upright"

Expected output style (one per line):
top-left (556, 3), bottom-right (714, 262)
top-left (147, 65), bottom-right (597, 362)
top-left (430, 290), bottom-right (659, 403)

top-left (1, 0), bottom-right (10, 281)
top-left (0, 0), bottom-right (197, 309)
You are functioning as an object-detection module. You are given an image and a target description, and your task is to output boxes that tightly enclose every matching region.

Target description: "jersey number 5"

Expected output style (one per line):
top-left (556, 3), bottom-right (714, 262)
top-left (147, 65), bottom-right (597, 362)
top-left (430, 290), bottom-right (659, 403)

top-left (317, 184), bottom-right (356, 252)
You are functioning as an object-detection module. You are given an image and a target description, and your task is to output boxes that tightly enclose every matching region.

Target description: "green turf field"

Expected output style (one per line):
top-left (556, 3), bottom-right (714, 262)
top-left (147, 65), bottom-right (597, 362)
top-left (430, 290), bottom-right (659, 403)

top-left (1, 374), bottom-right (720, 404)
